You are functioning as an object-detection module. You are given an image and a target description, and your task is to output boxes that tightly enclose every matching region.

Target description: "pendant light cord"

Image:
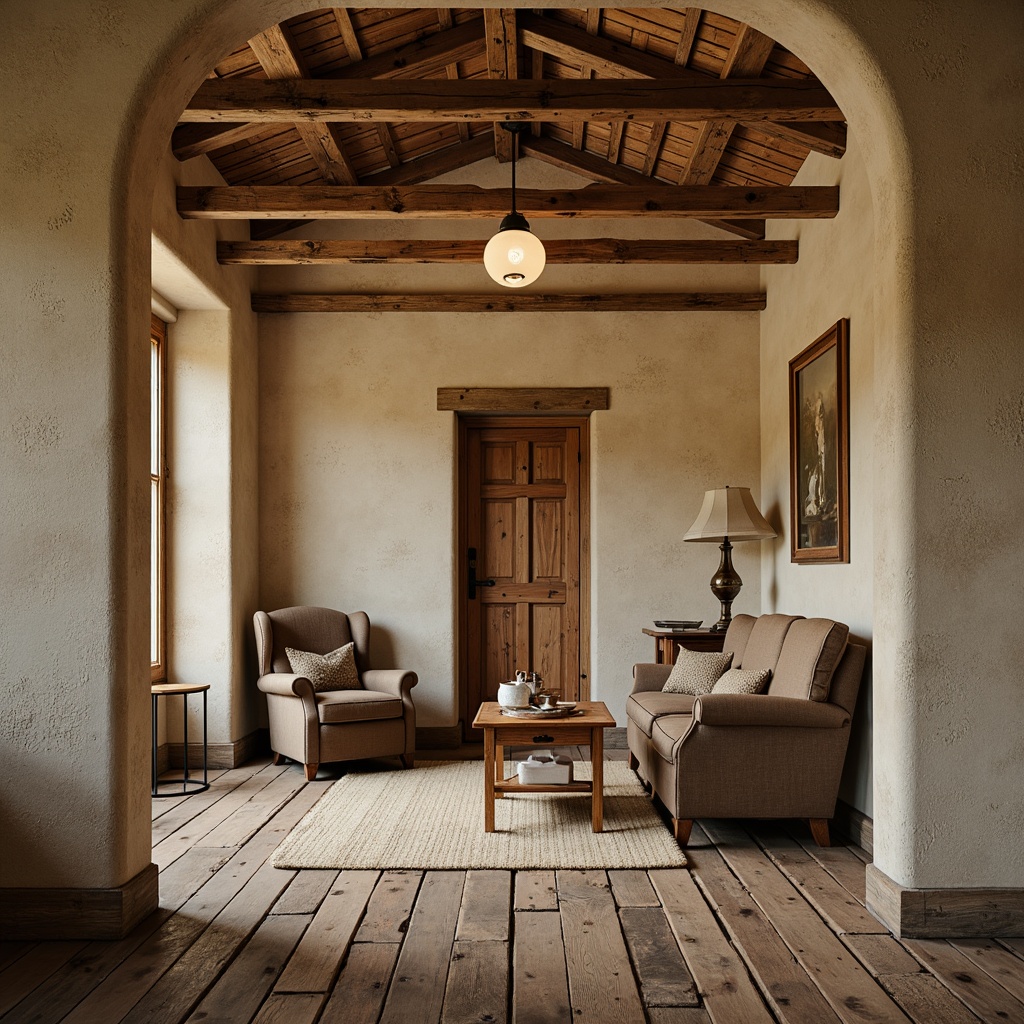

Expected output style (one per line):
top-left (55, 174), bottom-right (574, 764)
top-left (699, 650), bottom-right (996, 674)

top-left (509, 125), bottom-right (519, 216)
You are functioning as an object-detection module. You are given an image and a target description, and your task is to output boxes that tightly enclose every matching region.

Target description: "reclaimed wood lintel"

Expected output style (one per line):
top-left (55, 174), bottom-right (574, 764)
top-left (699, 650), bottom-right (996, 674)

top-left (437, 387), bottom-right (610, 413)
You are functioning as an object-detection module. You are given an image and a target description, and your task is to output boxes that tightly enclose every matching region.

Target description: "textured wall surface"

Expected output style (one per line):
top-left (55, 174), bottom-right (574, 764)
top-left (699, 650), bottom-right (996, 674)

top-left (759, 138), bottom-right (875, 816)
top-left (258, 159), bottom-right (762, 727)
top-left (1, 0), bottom-right (1021, 906)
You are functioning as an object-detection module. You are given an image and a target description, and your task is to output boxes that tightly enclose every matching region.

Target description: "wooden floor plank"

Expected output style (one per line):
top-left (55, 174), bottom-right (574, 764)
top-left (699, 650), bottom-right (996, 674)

top-left (754, 826), bottom-right (885, 934)
top-left (687, 845), bottom-right (841, 1024)
top-left (514, 870), bottom-right (557, 912)
top-left (251, 992), bottom-right (325, 1024)
top-left (511, 911), bottom-right (571, 1024)
top-left (619, 906), bottom-right (698, 1007)
top-left (608, 869), bottom-right (660, 907)
top-left (319, 943), bottom-right (401, 1024)
top-left (904, 938), bottom-right (1024, 1023)
top-left (200, 768), bottom-right (308, 848)
top-left (648, 1010), bottom-right (713, 1024)
top-left (158, 846), bottom-right (235, 909)
top-left (879, 973), bottom-right (984, 1024)
top-left (0, 941), bottom-right (33, 973)
top-left (843, 933), bottom-right (925, 978)
top-left (703, 821), bottom-right (911, 1024)
top-left (456, 870), bottom-right (511, 941)
top-left (441, 939), bottom-right (509, 1024)
top-left (783, 824), bottom-right (870, 905)
top-left (275, 870), bottom-right (379, 993)
top-left (272, 869), bottom-right (339, 915)
top-left (951, 937), bottom-right (1024, 1005)
top-left (355, 870), bottom-right (423, 942)
top-left (379, 871), bottom-right (466, 1024)
top-left (649, 868), bottom-right (776, 1024)
top-left (152, 768), bottom-right (231, 822)
top-left (556, 870), bottom-right (646, 1024)
top-left (184, 912), bottom-right (311, 1023)
top-left (0, 941), bottom-right (87, 1018)
top-left (997, 936), bottom-right (1024, 959)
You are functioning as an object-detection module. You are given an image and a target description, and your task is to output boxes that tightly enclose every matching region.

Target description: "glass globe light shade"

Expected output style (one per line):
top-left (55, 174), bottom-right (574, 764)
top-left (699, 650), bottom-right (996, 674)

top-left (483, 221), bottom-right (546, 288)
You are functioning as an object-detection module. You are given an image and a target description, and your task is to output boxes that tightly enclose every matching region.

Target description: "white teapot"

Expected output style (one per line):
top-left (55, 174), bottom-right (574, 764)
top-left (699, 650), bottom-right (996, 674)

top-left (497, 671), bottom-right (531, 709)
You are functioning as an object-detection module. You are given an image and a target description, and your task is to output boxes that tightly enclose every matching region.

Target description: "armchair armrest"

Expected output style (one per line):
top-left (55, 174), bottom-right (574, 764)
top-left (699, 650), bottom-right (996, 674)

top-left (632, 663), bottom-right (672, 694)
top-left (693, 694), bottom-right (850, 729)
top-left (362, 668), bottom-right (418, 699)
top-left (257, 672), bottom-right (315, 699)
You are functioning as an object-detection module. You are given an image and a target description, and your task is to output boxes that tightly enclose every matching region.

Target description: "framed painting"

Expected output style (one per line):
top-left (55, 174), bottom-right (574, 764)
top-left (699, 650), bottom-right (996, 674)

top-left (789, 319), bottom-right (850, 563)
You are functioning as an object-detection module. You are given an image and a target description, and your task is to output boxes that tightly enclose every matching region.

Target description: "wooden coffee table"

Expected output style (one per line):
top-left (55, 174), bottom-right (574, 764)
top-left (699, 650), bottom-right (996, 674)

top-left (471, 701), bottom-right (617, 833)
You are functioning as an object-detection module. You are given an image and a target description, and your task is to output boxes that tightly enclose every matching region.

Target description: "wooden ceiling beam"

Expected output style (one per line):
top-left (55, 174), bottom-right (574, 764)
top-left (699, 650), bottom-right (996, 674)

top-left (484, 9), bottom-right (518, 162)
top-left (251, 292), bottom-right (767, 313)
top-left (519, 135), bottom-right (766, 240)
top-left (517, 13), bottom-right (846, 158)
top-left (180, 78), bottom-right (844, 124)
top-left (171, 122), bottom-right (259, 161)
top-left (359, 135), bottom-right (494, 187)
top-left (218, 238), bottom-right (799, 265)
top-left (177, 183), bottom-right (838, 220)
top-left (248, 25), bottom-right (359, 185)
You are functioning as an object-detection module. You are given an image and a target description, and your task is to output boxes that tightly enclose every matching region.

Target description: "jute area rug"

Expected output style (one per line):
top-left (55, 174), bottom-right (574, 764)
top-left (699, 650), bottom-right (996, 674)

top-left (271, 759), bottom-right (686, 870)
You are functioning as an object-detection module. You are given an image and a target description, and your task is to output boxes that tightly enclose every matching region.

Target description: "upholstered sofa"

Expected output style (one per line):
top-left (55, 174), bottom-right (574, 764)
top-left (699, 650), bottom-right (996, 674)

top-left (627, 613), bottom-right (866, 847)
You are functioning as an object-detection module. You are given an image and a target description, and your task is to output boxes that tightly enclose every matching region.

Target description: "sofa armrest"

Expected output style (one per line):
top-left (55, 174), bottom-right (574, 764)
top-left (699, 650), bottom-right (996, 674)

top-left (632, 663), bottom-right (672, 693)
top-left (362, 668), bottom-right (418, 699)
top-left (693, 693), bottom-right (849, 728)
top-left (257, 672), bottom-right (315, 699)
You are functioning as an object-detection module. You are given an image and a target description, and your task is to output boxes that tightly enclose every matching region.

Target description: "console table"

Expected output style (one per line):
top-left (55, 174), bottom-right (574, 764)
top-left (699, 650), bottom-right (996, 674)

top-left (642, 628), bottom-right (726, 664)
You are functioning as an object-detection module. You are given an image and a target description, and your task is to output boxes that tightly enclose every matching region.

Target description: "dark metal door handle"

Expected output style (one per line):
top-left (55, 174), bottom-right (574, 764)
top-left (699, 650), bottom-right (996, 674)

top-left (468, 547), bottom-right (496, 599)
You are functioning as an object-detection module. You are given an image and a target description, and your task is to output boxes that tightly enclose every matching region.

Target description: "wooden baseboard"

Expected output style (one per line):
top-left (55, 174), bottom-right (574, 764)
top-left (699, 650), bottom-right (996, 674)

top-left (166, 728), bottom-right (269, 770)
top-left (834, 799), bottom-right (873, 856)
top-left (866, 863), bottom-right (1024, 937)
top-left (0, 862), bottom-right (158, 940)
top-left (416, 723), bottom-right (463, 750)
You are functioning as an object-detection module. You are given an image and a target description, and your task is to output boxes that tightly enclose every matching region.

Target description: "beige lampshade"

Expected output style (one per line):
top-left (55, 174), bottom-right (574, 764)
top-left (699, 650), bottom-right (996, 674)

top-left (684, 486), bottom-right (777, 543)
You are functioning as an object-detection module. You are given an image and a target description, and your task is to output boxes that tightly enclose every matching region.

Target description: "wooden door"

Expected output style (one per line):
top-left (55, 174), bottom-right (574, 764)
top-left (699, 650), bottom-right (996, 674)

top-left (461, 418), bottom-right (588, 731)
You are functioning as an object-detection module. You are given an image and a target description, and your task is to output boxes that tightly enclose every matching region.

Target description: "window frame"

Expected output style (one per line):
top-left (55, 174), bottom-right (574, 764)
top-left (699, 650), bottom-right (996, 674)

top-left (150, 314), bottom-right (167, 683)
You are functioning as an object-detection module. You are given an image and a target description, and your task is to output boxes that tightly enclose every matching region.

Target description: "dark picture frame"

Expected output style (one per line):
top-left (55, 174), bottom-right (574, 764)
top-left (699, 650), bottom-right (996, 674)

top-left (789, 319), bottom-right (850, 563)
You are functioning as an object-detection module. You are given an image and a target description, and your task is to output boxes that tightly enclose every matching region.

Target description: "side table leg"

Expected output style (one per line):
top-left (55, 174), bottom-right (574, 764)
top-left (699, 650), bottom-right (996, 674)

top-left (591, 727), bottom-right (604, 832)
top-left (483, 728), bottom-right (496, 832)
top-left (151, 693), bottom-right (158, 797)
top-left (495, 742), bottom-right (504, 798)
top-left (182, 693), bottom-right (190, 792)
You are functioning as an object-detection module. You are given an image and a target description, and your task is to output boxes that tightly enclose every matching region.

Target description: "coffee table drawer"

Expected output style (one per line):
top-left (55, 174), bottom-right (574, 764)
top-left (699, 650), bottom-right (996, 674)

top-left (493, 725), bottom-right (595, 746)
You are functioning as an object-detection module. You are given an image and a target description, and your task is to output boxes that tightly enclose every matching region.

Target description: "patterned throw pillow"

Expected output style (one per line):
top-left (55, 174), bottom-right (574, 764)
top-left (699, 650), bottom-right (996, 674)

top-left (712, 667), bottom-right (772, 694)
top-left (286, 643), bottom-right (361, 693)
top-left (662, 648), bottom-right (733, 695)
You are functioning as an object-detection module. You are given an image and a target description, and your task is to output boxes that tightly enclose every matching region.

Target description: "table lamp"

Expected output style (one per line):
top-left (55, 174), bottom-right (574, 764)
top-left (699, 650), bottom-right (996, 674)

top-left (684, 486), bottom-right (777, 632)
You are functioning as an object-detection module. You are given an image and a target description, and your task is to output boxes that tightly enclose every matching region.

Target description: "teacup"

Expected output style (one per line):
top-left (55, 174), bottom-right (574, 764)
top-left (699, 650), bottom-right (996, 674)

top-left (539, 694), bottom-right (559, 709)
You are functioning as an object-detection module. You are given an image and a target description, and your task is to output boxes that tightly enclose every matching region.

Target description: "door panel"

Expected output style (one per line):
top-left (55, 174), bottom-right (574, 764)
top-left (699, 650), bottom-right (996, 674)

top-left (463, 421), bottom-right (583, 730)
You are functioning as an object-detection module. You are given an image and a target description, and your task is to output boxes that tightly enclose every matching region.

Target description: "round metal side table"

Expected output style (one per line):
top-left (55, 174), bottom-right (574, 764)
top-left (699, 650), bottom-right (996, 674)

top-left (151, 682), bottom-right (210, 797)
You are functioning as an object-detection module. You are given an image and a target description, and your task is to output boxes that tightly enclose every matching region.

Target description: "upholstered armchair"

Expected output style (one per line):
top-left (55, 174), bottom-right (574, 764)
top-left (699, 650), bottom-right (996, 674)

top-left (254, 606), bottom-right (417, 780)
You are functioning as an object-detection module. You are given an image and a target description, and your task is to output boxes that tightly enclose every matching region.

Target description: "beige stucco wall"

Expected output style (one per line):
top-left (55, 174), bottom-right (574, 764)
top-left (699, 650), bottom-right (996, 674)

top-left (759, 137), bottom-right (875, 816)
top-left (258, 160), bottom-right (763, 728)
top-left (0, 0), bottom-right (1021, 913)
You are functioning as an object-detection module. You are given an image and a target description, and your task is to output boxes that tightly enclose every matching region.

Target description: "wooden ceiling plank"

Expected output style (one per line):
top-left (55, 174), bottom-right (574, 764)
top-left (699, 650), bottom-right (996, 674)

top-left (178, 183), bottom-right (839, 220)
top-left (517, 13), bottom-right (845, 157)
top-left (359, 134), bottom-right (493, 187)
top-left (572, 8), bottom-right (602, 151)
top-left (248, 24), bottom-right (359, 185)
top-left (521, 134), bottom-right (766, 240)
top-left (484, 8), bottom-right (517, 161)
top-left (679, 22), bottom-right (776, 187)
top-left (218, 237), bottom-right (798, 265)
top-left (172, 122), bottom-right (260, 161)
top-left (437, 9), bottom-right (471, 144)
top-left (251, 292), bottom-right (767, 313)
top-left (332, 7), bottom-right (401, 170)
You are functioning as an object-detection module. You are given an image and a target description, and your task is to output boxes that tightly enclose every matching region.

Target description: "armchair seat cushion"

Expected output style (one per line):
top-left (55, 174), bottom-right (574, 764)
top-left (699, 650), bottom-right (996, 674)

top-left (317, 689), bottom-right (404, 724)
top-left (626, 691), bottom-right (696, 737)
top-left (651, 714), bottom-right (693, 763)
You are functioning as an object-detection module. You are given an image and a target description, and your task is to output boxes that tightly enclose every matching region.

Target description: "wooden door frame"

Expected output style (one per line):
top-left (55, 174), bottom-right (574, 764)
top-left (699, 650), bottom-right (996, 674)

top-left (457, 414), bottom-right (592, 737)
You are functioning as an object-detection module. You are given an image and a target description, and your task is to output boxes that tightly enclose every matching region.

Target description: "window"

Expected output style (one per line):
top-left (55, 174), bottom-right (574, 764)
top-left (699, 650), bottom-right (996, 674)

top-left (151, 315), bottom-right (167, 681)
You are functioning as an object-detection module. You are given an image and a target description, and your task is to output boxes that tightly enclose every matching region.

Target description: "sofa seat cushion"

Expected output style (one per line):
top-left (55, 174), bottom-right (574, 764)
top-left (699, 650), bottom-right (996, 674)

top-left (317, 689), bottom-right (403, 724)
top-left (769, 618), bottom-right (850, 701)
top-left (651, 714), bottom-right (694, 763)
top-left (626, 691), bottom-right (696, 737)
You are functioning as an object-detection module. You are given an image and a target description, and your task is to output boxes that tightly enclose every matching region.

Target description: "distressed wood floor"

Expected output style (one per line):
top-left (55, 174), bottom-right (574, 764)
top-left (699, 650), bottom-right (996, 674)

top-left (2, 751), bottom-right (1023, 1024)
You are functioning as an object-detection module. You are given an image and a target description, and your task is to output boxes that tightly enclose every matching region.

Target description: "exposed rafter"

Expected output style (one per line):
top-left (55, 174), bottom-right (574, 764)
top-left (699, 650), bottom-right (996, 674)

top-left (484, 9), bottom-right (518, 162)
top-left (177, 184), bottom-right (840, 220)
top-left (251, 292), bottom-right (768, 313)
top-left (217, 238), bottom-right (799, 265)
top-left (180, 78), bottom-right (844, 124)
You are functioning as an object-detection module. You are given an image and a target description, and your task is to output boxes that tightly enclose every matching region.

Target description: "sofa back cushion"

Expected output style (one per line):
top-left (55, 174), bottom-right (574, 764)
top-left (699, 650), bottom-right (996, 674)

top-left (739, 614), bottom-right (802, 675)
top-left (722, 614), bottom-right (757, 669)
top-left (768, 617), bottom-right (850, 701)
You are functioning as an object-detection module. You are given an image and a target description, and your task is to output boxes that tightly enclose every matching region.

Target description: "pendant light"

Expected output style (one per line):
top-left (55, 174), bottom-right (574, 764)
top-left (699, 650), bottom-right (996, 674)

top-left (483, 122), bottom-right (546, 288)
